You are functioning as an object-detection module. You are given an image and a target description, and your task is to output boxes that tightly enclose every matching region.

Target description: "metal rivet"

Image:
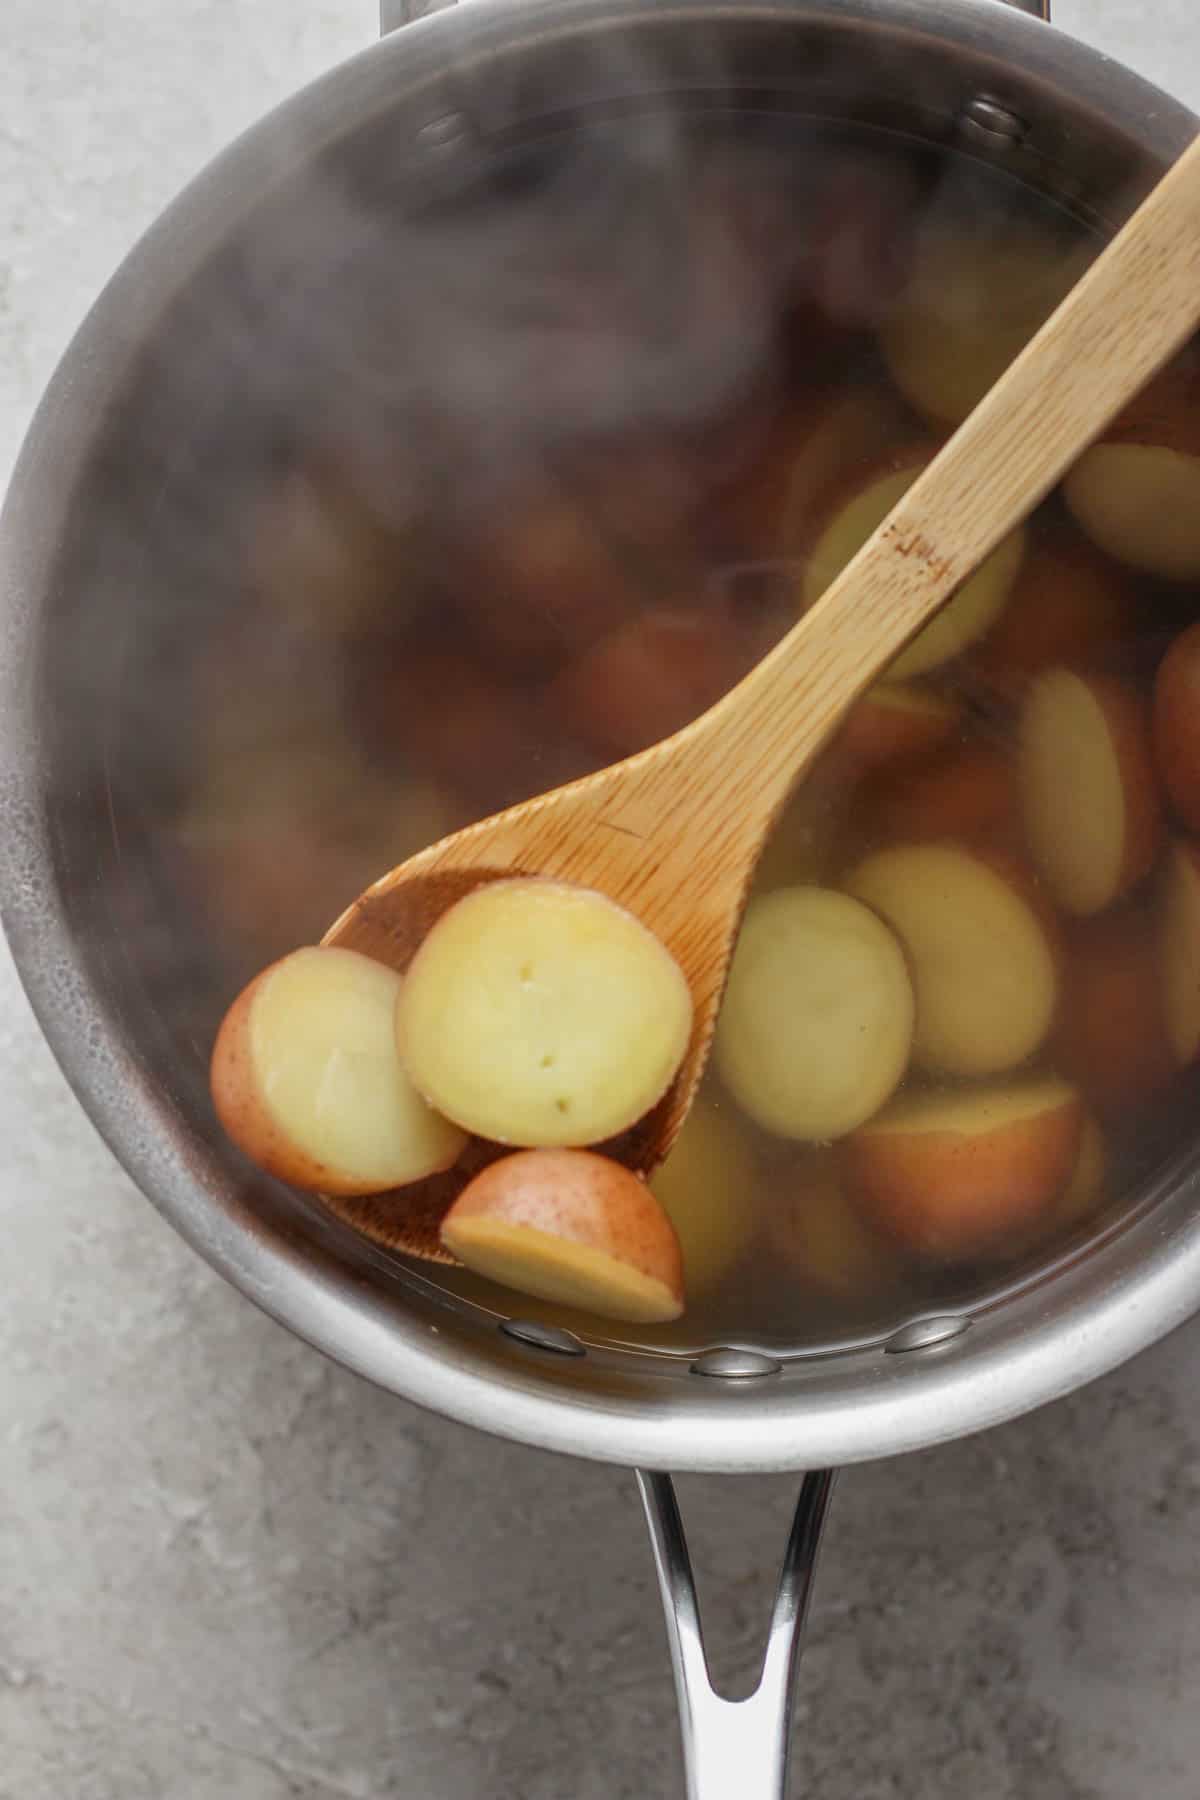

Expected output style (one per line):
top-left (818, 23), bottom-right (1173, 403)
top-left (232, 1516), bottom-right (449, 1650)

top-left (957, 95), bottom-right (1029, 151)
top-left (691, 1346), bottom-right (783, 1380)
top-left (500, 1319), bottom-right (586, 1357)
top-left (885, 1316), bottom-right (972, 1355)
top-left (416, 112), bottom-right (470, 152)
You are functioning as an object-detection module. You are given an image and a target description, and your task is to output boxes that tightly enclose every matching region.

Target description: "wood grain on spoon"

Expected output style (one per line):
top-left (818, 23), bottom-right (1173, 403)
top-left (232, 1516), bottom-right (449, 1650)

top-left (326, 131), bottom-right (1200, 1262)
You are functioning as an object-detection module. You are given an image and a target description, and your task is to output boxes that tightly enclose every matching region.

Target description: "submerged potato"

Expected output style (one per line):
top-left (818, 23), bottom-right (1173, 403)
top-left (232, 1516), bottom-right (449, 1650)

top-left (211, 946), bottom-right (466, 1195)
top-left (845, 843), bottom-right (1058, 1077)
top-left (650, 1101), bottom-right (756, 1296)
top-left (1018, 670), bottom-right (1163, 916)
top-left (881, 211), bottom-right (1091, 428)
top-left (1065, 446), bottom-right (1200, 582)
top-left (397, 879), bottom-right (693, 1147)
top-left (716, 887), bottom-right (913, 1141)
top-left (841, 1075), bottom-right (1083, 1260)
top-left (441, 1149), bottom-right (684, 1323)
top-left (803, 459), bottom-right (1024, 677)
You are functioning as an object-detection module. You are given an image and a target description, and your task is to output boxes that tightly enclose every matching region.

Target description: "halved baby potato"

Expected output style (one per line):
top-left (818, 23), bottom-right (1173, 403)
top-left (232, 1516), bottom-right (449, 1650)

top-left (211, 946), bottom-right (467, 1195)
top-left (971, 530), bottom-right (1135, 704)
top-left (872, 744), bottom-right (1017, 848)
top-left (764, 1156), bottom-right (901, 1299)
top-left (1159, 839), bottom-right (1200, 1066)
top-left (715, 887), bottom-right (914, 1141)
top-left (803, 458), bottom-right (1025, 678)
top-left (1055, 906), bottom-right (1175, 1114)
top-left (1065, 446), bottom-right (1200, 582)
top-left (397, 879), bottom-right (693, 1148)
top-left (442, 1148), bottom-right (684, 1323)
top-left (840, 1075), bottom-right (1083, 1261)
top-left (845, 842), bottom-right (1057, 1078)
top-left (837, 682), bottom-right (962, 773)
top-left (1153, 622), bottom-right (1200, 831)
top-left (1018, 669), bottom-right (1163, 916)
top-left (650, 1101), bottom-right (756, 1297)
top-left (881, 210), bottom-right (1092, 428)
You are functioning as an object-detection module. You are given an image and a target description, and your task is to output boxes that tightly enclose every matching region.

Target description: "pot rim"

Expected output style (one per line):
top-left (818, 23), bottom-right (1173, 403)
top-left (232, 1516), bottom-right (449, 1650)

top-left (4, 0), bottom-right (1200, 1473)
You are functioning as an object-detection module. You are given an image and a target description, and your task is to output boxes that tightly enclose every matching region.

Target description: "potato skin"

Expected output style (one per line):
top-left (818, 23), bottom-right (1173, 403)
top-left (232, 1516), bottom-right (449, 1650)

top-left (1154, 623), bottom-right (1200, 830)
top-left (872, 745), bottom-right (1017, 847)
top-left (210, 961), bottom-right (352, 1194)
top-left (837, 684), bottom-right (961, 773)
top-left (444, 1149), bottom-right (684, 1296)
top-left (841, 1083), bottom-right (1083, 1261)
top-left (1055, 908), bottom-right (1175, 1115)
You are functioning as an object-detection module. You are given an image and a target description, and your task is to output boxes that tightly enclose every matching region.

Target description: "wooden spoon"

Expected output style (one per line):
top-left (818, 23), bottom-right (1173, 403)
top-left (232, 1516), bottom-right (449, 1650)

top-left (325, 132), bottom-right (1200, 1262)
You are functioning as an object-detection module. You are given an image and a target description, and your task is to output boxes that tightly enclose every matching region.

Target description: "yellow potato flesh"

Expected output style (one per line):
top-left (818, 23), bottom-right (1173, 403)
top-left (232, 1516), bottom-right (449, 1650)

top-left (248, 947), bottom-right (466, 1191)
top-left (882, 218), bottom-right (1090, 428)
top-left (441, 1216), bottom-right (683, 1323)
top-left (715, 888), bottom-right (914, 1140)
top-left (1065, 446), bottom-right (1200, 581)
top-left (397, 880), bottom-right (693, 1147)
top-left (846, 845), bottom-right (1056, 1077)
top-left (803, 465), bottom-right (1024, 677)
top-left (650, 1102), bottom-right (755, 1295)
top-left (1018, 671), bottom-right (1124, 916)
top-left (1056, 1117), bottom-right (1108, 1230)
top-left (1161, 845), bottom-right (1200, 1066)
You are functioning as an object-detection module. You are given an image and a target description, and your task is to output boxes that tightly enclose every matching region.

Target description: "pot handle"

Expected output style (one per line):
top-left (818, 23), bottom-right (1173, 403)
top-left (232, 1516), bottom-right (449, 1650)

top-left (637, 1468), bottom-right (836, 1800)
top-left (999, 0), bottom-right (1051, 17)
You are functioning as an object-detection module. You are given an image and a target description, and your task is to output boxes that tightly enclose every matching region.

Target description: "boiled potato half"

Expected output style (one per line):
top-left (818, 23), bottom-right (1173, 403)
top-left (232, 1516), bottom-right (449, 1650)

top-left (441, 1149), bottom-right (684, 1323)
top-left (1153, 622), bottom-right (1200, 831)
top-left (881, 209), bottom-right (1091, 428)
top-left (715, 887), bottom-right (914, 1141)
top-left (803, 458), bottom-right (1024, 678)
top-left (845, 843), bottom-right (1058, 1078)
top-left (397, 879), bottom-right (693, 1147)
top-left (841, 1075), bottom-right (1083, 1261)
top-left (1159, 839), bottom-right (1200, 1066)
top-left (211, 946), bottom-right (467, 1195)
top-left (650, 1101), bottom-right (757, 1297)
top-left (1065, 446), bottom-right (1200, 582)
top-left (1018, 669), bottom-right (1163, 916)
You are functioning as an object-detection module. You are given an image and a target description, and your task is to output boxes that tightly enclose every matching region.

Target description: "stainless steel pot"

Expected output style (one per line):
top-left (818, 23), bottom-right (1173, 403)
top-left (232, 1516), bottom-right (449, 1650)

top-left (3, 1), bottom-right (1198, 1793)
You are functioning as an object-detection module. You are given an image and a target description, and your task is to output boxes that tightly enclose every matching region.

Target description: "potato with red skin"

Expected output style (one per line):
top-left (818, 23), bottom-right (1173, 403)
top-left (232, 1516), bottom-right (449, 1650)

top-left (844, 841), bottom-right (1059, 1078)
top-left (546, 602), bottom-right (770, 761)
top-left (840, 1076), bottom-right (1083, 1261)
top-left (1064, 347), bottom-right (1200, 581)
top-left (445, 477), bottom-right (648, 669)
top-left (362, 648), bottom-right (583, 814)
top-left (1018, 669), bottom-right (1164, 916)
top-left (836, 683), bottom-right (962, 775)
top-left (1153, 623), bottom-right (1200, 830)
top-left (441, 1149), bottom-right (684, 1323)
top-left (1055, 906), bottom-right (1175, 1114)
top-left (211, 947), bottom-right (466, 1197)
top-left (1159, 839), bottom-right (1200, 1065)
top-left (803, 451), bottom-right (1026, 679)
top-left (971, 531), bottom-right (1136, 704)
top-left (871, 745), bottom-right (1017, 848)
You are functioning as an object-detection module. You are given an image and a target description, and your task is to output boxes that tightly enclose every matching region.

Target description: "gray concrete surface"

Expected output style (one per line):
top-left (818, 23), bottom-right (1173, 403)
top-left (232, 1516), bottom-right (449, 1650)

top-left (5, 3), bottom-right (1200, 1796)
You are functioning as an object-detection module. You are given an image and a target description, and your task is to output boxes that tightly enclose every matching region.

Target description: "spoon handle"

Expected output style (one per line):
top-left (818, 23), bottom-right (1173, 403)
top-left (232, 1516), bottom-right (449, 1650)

top-left (704, 127), bottom-right (1200, 807)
